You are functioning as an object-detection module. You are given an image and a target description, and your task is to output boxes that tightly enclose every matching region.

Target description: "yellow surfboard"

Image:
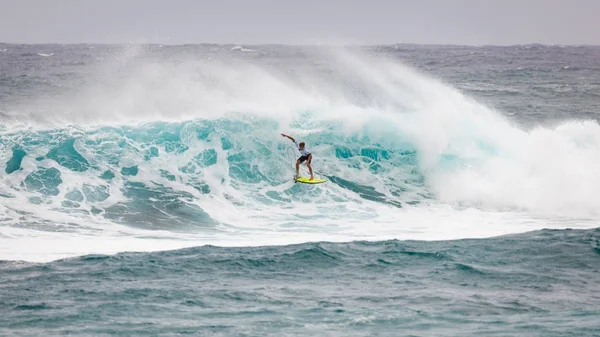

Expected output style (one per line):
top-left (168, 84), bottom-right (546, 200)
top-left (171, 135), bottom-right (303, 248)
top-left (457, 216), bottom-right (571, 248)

top-left (295, 176), bottom-right (327, 184)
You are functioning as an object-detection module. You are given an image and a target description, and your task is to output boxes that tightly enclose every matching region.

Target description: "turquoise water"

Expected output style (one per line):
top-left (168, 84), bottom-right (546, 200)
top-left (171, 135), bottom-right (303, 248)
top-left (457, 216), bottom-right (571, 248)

top-left (1, 43), bottom-right (600, 335)
top-left (1, 118), bottom-right (422, 231)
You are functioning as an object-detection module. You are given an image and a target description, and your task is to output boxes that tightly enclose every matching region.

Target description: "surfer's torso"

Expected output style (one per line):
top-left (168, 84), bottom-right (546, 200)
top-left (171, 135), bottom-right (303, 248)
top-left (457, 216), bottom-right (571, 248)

top-left (294, 141), bottom-right (311, 156)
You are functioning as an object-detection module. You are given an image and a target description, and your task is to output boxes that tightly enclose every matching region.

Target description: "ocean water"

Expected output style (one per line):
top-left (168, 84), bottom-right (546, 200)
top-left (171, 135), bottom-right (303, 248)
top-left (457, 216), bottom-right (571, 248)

top-left (1, 43), bottom-right (600, 336)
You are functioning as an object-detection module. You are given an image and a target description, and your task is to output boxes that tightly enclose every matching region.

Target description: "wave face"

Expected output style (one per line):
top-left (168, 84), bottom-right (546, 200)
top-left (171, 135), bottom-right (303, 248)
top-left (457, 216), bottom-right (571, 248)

top-left (1, 228), bottom-right (599, 336)
top-left (1, 44), bottom-right (600, 261)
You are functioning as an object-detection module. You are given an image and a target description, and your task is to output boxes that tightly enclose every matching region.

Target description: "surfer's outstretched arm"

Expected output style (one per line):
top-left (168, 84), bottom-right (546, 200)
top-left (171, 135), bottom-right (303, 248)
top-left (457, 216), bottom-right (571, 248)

top-left (281, 133), bottom-right (295, 142)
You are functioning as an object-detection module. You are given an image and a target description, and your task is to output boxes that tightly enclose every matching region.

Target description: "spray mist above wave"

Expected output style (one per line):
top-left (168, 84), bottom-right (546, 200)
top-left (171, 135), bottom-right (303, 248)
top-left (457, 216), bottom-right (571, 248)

top-left (26, 47), bottom-right (600, 216)
top-left (1, 45), bottom-right (600, 262)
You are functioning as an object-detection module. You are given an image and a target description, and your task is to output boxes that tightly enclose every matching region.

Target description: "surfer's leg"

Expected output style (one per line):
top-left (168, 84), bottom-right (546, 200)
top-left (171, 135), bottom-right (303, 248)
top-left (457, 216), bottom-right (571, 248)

top-left (307, 155), bottom-right (314, 180)
top-left (296, 156), bottom-right (308, 177)
top-left (307, 163), bottom-right (314, 180)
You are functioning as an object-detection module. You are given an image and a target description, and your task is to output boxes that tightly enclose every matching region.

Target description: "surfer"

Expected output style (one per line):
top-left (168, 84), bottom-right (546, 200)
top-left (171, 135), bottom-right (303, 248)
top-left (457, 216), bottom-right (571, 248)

top-left (281, 133), bottom-right (314, 180)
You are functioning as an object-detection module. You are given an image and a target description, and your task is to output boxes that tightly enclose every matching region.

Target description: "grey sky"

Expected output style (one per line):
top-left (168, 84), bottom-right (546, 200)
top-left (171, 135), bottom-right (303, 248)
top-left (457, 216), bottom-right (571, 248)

top-left (1, 0), bottom-right (599, 45)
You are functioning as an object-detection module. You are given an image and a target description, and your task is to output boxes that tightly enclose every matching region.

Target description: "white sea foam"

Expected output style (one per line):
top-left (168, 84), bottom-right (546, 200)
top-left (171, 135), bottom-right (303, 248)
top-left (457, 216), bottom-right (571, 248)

top-left (1, 46), bottom-right (599, 262)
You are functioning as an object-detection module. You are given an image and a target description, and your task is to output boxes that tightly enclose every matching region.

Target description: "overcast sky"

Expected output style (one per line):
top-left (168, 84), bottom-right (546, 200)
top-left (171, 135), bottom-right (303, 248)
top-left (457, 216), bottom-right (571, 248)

top-left (1, 0), bottom-right (599, 45)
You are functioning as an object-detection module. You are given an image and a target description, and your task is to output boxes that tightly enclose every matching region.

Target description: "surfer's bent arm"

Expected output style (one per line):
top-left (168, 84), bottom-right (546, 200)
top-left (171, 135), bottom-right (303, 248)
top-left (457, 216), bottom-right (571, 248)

top-left (281, 134), bottom-right (295, 142)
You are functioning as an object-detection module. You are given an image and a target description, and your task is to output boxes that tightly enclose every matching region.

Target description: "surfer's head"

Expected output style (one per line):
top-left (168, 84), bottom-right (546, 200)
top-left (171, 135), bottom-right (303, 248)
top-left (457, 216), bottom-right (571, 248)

top-left (299, 142), bottom-right (305, 149)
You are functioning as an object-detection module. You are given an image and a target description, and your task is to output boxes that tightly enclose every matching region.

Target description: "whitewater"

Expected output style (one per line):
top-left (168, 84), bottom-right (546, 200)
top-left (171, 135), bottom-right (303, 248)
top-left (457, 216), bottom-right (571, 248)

top-left (1, 44), bottom-right (600, 262)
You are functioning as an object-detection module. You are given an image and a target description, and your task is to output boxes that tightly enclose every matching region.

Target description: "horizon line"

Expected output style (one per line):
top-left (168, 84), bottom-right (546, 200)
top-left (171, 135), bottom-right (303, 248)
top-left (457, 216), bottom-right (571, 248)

top-left (1, 41), bottom-right (599, 48)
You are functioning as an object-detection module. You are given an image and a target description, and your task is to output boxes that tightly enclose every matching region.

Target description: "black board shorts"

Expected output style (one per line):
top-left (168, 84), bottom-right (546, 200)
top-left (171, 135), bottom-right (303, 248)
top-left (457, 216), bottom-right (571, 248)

top-left (298, 154), bottom-right (312, 164)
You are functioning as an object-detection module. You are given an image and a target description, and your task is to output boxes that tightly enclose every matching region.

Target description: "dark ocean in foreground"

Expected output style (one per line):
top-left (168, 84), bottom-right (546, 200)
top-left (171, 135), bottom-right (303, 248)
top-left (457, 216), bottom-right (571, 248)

top-left (2, 229), bottom-right (600, 336)
top-left (1, 43), bottom-right (600, 335)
